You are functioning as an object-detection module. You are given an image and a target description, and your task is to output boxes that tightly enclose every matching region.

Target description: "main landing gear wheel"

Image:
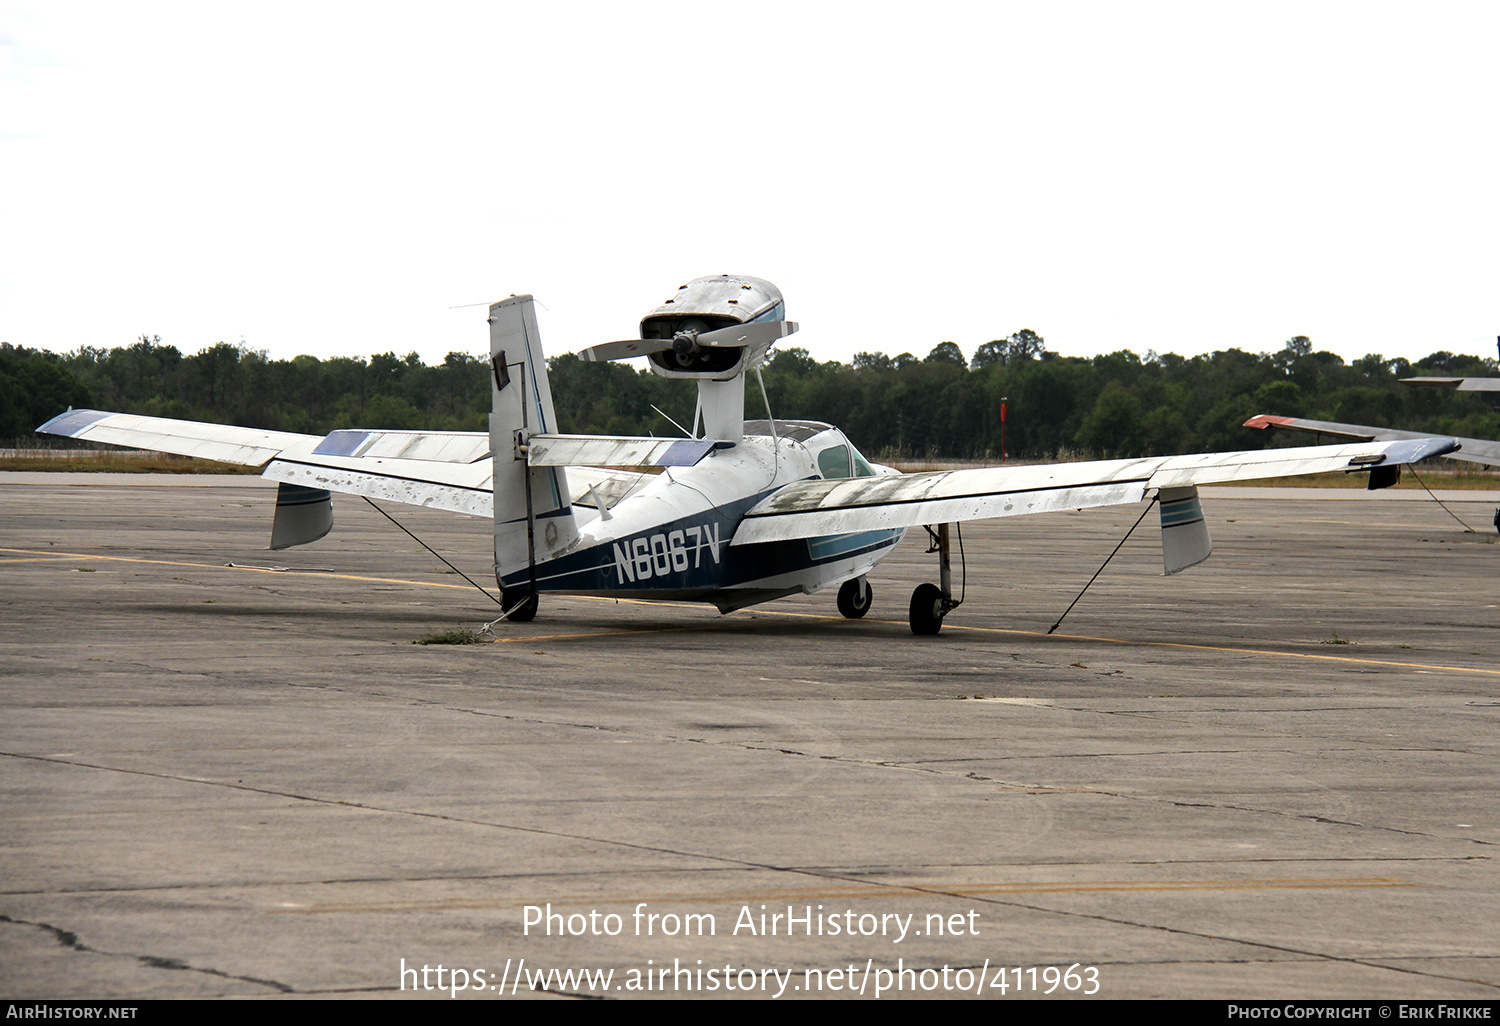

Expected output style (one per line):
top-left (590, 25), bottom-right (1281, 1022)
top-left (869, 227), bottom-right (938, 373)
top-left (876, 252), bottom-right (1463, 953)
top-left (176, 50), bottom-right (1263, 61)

top-left (502, 590), bottom-right (539, 622)
top-left (837, 576), bottom-right (873, 619)
top-left (909, 582), bottom-right (945, 636)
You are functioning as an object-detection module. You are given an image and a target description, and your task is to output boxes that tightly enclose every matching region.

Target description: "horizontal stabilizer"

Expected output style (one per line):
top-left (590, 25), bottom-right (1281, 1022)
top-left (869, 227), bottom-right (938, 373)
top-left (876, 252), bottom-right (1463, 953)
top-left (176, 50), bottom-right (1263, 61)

top-left (527, 435), bottom-right (730, 468)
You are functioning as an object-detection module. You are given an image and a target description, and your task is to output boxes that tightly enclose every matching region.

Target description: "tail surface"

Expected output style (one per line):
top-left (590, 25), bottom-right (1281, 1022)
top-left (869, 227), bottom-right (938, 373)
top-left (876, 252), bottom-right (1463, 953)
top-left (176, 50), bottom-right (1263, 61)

top-left (489, 296), bottom-right (578, 595)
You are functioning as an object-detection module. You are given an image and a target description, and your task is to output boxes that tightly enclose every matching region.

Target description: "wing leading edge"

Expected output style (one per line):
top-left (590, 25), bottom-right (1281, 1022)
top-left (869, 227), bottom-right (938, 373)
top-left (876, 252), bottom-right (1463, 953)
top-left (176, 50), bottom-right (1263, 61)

top-left (730, 437), bottom-right (1460, 545)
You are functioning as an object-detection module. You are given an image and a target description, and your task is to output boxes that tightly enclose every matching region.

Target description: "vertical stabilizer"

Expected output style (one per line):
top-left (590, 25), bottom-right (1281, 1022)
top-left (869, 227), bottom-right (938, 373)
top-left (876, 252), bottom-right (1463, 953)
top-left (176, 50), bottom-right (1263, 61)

top-left (489, 296), bottom-right (578, 595)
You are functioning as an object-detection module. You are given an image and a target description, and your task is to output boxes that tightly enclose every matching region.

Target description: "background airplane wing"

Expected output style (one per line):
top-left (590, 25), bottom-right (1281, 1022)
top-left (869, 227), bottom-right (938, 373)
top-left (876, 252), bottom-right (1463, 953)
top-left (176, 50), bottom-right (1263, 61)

top-left (37, 409), bottom-right (496, 516)
top-left (1399, 376), bottom-right (1500, 392)
top-left (1244, 414), bottom-right (1500, 468)
top-left (730, 437), bottom-right (1458, 544)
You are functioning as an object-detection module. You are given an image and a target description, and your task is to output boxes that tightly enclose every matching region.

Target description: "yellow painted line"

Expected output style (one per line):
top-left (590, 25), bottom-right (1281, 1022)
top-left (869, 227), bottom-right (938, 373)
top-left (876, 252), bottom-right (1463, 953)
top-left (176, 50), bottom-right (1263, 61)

top-left (488, 624), bottom-right (730, 644)
top-left (939, 621), bottom-right (1500, 677)
top-left (0, 547), bottom-right (480, 591)
top-left (266, 876), bottom-right (1414, 914)
top-left (8, 546), bottom-right (1495, 675)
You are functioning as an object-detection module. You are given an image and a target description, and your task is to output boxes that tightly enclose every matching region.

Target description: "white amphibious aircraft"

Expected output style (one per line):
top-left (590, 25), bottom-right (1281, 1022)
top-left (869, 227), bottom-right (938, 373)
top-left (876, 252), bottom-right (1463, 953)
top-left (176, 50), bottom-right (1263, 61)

top-left (40, 275), bottom-right (1460, 634)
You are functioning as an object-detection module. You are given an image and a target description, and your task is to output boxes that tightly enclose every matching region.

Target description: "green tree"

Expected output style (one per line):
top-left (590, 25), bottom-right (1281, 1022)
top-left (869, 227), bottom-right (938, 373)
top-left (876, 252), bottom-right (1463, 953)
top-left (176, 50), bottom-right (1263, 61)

top-left (925, 341), bottom-right (965, 366)
top-left (1075, 381), bottom-right (1143, 456)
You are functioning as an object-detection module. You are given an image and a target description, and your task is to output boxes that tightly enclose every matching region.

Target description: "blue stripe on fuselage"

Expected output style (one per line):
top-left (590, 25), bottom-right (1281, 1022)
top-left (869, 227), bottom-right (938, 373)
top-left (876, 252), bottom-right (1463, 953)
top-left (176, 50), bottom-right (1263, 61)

top-left (498, 492), bottom-right (901, 595)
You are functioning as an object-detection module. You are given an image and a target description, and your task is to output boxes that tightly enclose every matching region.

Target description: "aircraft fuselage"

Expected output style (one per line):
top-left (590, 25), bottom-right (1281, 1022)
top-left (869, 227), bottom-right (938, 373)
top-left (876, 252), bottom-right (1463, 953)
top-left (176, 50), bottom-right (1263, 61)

top-left (498, 427), bottom-right (903, 613)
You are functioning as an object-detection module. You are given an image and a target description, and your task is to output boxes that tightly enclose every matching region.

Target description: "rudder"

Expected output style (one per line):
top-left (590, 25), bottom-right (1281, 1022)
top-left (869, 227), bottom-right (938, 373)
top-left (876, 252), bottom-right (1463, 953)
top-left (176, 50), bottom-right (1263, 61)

top-left (489, 296), bottom-right (578, 600)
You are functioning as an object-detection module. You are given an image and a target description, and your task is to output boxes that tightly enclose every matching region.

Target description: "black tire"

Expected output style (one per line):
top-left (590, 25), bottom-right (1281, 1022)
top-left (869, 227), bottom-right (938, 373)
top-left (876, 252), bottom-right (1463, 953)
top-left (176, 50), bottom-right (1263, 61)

top-left (837, 576), bottom-right (873, 619)
top-left (502, 590), bottom-right (539, 623)
top-left (908, 582), bottom-right (945, 636)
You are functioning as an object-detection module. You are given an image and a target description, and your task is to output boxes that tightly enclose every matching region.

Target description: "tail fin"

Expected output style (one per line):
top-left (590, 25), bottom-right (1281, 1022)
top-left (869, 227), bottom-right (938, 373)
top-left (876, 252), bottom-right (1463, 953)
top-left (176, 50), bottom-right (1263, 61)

top-left (489, 296), bottom-right (578, 593)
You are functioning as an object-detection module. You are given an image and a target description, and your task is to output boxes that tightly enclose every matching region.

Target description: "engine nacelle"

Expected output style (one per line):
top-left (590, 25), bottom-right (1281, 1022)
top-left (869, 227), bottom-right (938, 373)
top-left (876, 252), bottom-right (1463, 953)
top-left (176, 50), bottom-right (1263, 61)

top-left (640, 274), bottom-right (786, 380)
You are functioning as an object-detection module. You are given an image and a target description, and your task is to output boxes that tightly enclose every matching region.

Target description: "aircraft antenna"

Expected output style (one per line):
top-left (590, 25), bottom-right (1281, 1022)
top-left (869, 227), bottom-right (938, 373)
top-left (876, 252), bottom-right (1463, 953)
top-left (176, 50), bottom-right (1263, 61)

top-left (1047, 496), bottom-right (1158, 635)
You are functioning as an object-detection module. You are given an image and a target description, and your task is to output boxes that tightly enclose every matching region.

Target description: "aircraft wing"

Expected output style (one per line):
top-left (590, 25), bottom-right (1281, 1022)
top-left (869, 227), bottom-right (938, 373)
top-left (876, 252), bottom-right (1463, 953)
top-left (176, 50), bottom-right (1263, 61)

top-left (1244, 414), bottom-right (1500, 468)
top-left (36, 408), bottom-right (321, 465)
top-left (1400, 376), bottom-right (1500, 392)
top-left (730, 437), bottom-right (1459, 545)
top-left (36, 409), bottom-right (496, 516)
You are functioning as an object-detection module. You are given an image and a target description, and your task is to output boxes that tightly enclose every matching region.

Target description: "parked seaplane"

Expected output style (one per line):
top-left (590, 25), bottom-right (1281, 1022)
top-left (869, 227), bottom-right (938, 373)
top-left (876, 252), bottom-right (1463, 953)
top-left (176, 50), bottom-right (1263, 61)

top-left (40, 275), bottom-right (1462, 634)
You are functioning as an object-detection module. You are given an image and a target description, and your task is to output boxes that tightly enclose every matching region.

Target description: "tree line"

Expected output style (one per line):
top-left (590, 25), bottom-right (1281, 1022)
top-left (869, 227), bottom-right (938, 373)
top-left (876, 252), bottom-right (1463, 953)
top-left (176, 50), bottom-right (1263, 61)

top-left (3, 332), bottom-right (1497, 460)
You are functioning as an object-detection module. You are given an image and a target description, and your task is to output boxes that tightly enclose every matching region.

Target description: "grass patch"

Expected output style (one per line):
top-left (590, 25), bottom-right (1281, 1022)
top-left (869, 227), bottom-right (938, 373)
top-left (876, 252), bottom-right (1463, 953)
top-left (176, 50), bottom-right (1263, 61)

top-left (414, 629), bottom-right (485, 646)
top-left (0, 450), bottom-right (259, 474)
top-left (1229, 467), bottom-right (1500, 490)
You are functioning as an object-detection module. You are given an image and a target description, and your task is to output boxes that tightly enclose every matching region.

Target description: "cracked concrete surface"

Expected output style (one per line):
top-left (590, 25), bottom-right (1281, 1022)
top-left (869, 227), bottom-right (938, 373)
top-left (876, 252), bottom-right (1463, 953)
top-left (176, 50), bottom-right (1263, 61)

top-left (2, 474), bottom-right (1498, 999)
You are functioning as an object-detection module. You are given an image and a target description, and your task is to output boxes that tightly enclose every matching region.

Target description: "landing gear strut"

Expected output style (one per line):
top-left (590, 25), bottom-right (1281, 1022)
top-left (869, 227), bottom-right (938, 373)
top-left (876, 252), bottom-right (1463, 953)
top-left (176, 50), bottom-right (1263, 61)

top-left (837, 575), bottom-right (873, 618)
top-left (909, 523), bottom-right (961, 635)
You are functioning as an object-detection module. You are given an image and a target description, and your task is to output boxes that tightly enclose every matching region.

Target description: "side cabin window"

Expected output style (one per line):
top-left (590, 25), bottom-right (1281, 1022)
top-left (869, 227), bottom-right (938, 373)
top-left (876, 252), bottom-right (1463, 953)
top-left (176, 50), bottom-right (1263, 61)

top-left (813, 434), bottom-right (879, 480)
top-left (816, 444), bottom-right (851, 480)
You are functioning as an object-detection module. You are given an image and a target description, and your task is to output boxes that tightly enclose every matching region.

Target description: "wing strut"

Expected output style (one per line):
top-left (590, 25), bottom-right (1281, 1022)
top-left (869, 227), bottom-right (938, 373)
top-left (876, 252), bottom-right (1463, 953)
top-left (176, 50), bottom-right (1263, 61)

top-left (1406, 465), bottom-right (1482, 533)
top-left (359, 496), bottom-right (505, 609)
top-left (1047, 496), bottom-right (1160, 635)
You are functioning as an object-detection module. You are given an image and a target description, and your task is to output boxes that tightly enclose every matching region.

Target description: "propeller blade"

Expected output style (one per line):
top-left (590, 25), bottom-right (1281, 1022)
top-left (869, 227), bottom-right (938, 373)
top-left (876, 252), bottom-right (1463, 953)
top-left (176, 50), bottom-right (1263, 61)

top-left (577, 322), bottom-right (798, 362)
top-left (697, 321), bottom-right (800, 347)
top-left (577, 338), bottom-right (674, 363)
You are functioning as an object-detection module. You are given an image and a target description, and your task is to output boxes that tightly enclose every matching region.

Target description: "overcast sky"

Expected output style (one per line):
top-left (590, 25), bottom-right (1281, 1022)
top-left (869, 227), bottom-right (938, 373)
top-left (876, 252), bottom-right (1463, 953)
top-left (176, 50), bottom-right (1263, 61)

top-left (3, 1), bottom-right (1497, 371)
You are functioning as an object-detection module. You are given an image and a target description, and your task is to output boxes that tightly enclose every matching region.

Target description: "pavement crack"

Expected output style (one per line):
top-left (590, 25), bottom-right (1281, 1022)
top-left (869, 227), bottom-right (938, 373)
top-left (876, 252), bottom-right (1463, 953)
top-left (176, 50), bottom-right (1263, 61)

top-left (0, 913), bottom-right (294, 993)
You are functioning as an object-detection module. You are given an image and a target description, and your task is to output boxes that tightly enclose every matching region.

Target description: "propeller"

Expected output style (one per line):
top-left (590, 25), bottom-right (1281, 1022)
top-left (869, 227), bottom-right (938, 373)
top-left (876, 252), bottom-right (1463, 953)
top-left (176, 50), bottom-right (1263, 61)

top-left (579, 320), bottom-right (798, 364)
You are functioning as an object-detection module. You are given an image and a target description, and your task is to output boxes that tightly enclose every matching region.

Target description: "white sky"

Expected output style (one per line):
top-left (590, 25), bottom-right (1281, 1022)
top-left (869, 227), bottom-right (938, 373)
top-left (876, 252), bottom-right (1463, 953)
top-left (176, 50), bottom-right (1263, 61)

top-left (3, 1), bottom-right (1497, 369)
